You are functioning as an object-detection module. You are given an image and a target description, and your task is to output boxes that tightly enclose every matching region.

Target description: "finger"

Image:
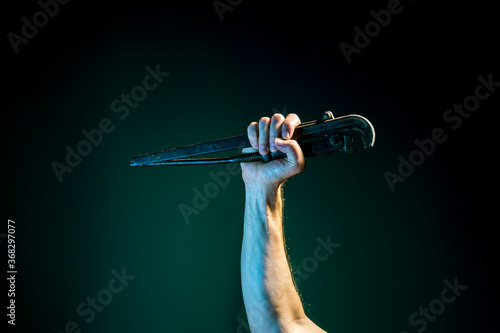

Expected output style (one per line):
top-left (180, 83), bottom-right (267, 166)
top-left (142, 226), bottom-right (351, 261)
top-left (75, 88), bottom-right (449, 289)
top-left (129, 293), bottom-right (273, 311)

top-left (281, 113), bottom-right (301, 140)
top-left (269, 113), bottom-right (285, 153)
top-left (258, 117), bottom-right (271, 155)
top-left (247, 122), bottom-right (259, 150)
top-left (275, 138), bottom-right (305, 172)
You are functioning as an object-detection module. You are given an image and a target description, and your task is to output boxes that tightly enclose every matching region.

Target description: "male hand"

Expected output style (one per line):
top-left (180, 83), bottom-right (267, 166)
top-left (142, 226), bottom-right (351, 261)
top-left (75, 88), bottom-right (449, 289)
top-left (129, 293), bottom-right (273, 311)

top-left (241, 113), bottom-right (305, 187)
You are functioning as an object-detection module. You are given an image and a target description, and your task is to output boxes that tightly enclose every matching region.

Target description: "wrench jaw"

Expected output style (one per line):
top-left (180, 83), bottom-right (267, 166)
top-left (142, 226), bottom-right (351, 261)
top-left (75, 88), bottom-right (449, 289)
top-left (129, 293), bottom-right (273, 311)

top-left (352, 115), bottom-right (376, 150)
top-left (341, 115), bottom-right (375, 150)
top-left (297, 112), bottom-right (375, 157)
top-left (298, 132), bottom-right (356, 157)
top-left (327, 114), bottom-right (375, 150)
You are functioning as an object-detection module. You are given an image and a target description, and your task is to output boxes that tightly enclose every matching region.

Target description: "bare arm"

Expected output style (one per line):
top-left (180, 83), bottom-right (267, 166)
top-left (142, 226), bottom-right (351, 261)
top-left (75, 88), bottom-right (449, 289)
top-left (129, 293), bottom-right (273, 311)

top-left (240, 113), bottom-right (326, 332)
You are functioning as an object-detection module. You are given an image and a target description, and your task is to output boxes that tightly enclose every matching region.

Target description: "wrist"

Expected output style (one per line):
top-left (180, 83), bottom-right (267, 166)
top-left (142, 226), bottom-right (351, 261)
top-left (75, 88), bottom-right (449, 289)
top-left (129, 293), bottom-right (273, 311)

top-left (244, 181), bottom-right (281, 195)
top-left (244, 182), bottom-right (283, 225)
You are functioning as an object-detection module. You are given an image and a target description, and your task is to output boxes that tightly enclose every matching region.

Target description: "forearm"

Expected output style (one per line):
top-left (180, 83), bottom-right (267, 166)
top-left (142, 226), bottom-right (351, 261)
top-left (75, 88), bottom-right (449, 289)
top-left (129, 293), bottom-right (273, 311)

top-left (240, 113), bottom-right (325, 332)
top-left (241, 183), bottom-right (307, 332)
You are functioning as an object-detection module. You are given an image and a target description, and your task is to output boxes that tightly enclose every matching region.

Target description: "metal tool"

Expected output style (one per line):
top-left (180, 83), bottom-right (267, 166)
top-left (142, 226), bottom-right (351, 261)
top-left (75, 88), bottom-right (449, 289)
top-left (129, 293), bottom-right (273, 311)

top-left (130, 111), bottom-right (375, 167)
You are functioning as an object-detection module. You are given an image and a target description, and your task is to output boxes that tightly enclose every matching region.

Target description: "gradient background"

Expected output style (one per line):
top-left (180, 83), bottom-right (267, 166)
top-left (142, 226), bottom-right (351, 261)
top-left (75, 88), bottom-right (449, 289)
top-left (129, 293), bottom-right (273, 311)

top-left (3, 1), bottom-right (498, 332)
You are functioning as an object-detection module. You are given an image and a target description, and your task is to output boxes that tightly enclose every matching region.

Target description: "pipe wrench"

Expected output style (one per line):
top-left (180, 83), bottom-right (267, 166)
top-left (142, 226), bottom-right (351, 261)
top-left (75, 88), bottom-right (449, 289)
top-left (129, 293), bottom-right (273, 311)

top-left (130, 111), bottom-right (375, 167)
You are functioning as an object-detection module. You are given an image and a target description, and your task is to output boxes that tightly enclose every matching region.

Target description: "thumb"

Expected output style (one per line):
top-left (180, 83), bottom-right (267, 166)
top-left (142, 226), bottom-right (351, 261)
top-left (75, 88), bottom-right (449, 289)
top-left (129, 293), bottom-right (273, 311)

top-left (242, 147), bottom-right (258, 154)
top-left (275, 138), bottom-right (305, 167)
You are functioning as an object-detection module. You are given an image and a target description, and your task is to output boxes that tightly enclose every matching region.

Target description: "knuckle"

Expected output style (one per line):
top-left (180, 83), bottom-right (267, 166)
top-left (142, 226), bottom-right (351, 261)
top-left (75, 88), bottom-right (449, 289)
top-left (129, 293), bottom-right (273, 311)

top-left (259, 117), bottom-right (270, 124)
top-left (271, 113), bottom-right (284, 122)
top-left (288, 113), bottom-right (301, 123)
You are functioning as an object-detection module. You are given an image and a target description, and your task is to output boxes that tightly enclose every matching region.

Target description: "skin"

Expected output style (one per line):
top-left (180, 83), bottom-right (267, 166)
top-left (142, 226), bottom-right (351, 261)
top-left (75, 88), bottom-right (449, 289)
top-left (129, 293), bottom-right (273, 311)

top-left (240, 113), bottom-right (326, 332)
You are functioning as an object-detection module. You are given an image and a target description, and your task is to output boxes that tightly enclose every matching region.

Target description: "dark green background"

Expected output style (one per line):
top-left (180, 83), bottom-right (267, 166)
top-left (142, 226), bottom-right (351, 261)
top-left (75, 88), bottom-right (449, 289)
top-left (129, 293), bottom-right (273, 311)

top-left (3, 1), bottom-right (498, 332)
